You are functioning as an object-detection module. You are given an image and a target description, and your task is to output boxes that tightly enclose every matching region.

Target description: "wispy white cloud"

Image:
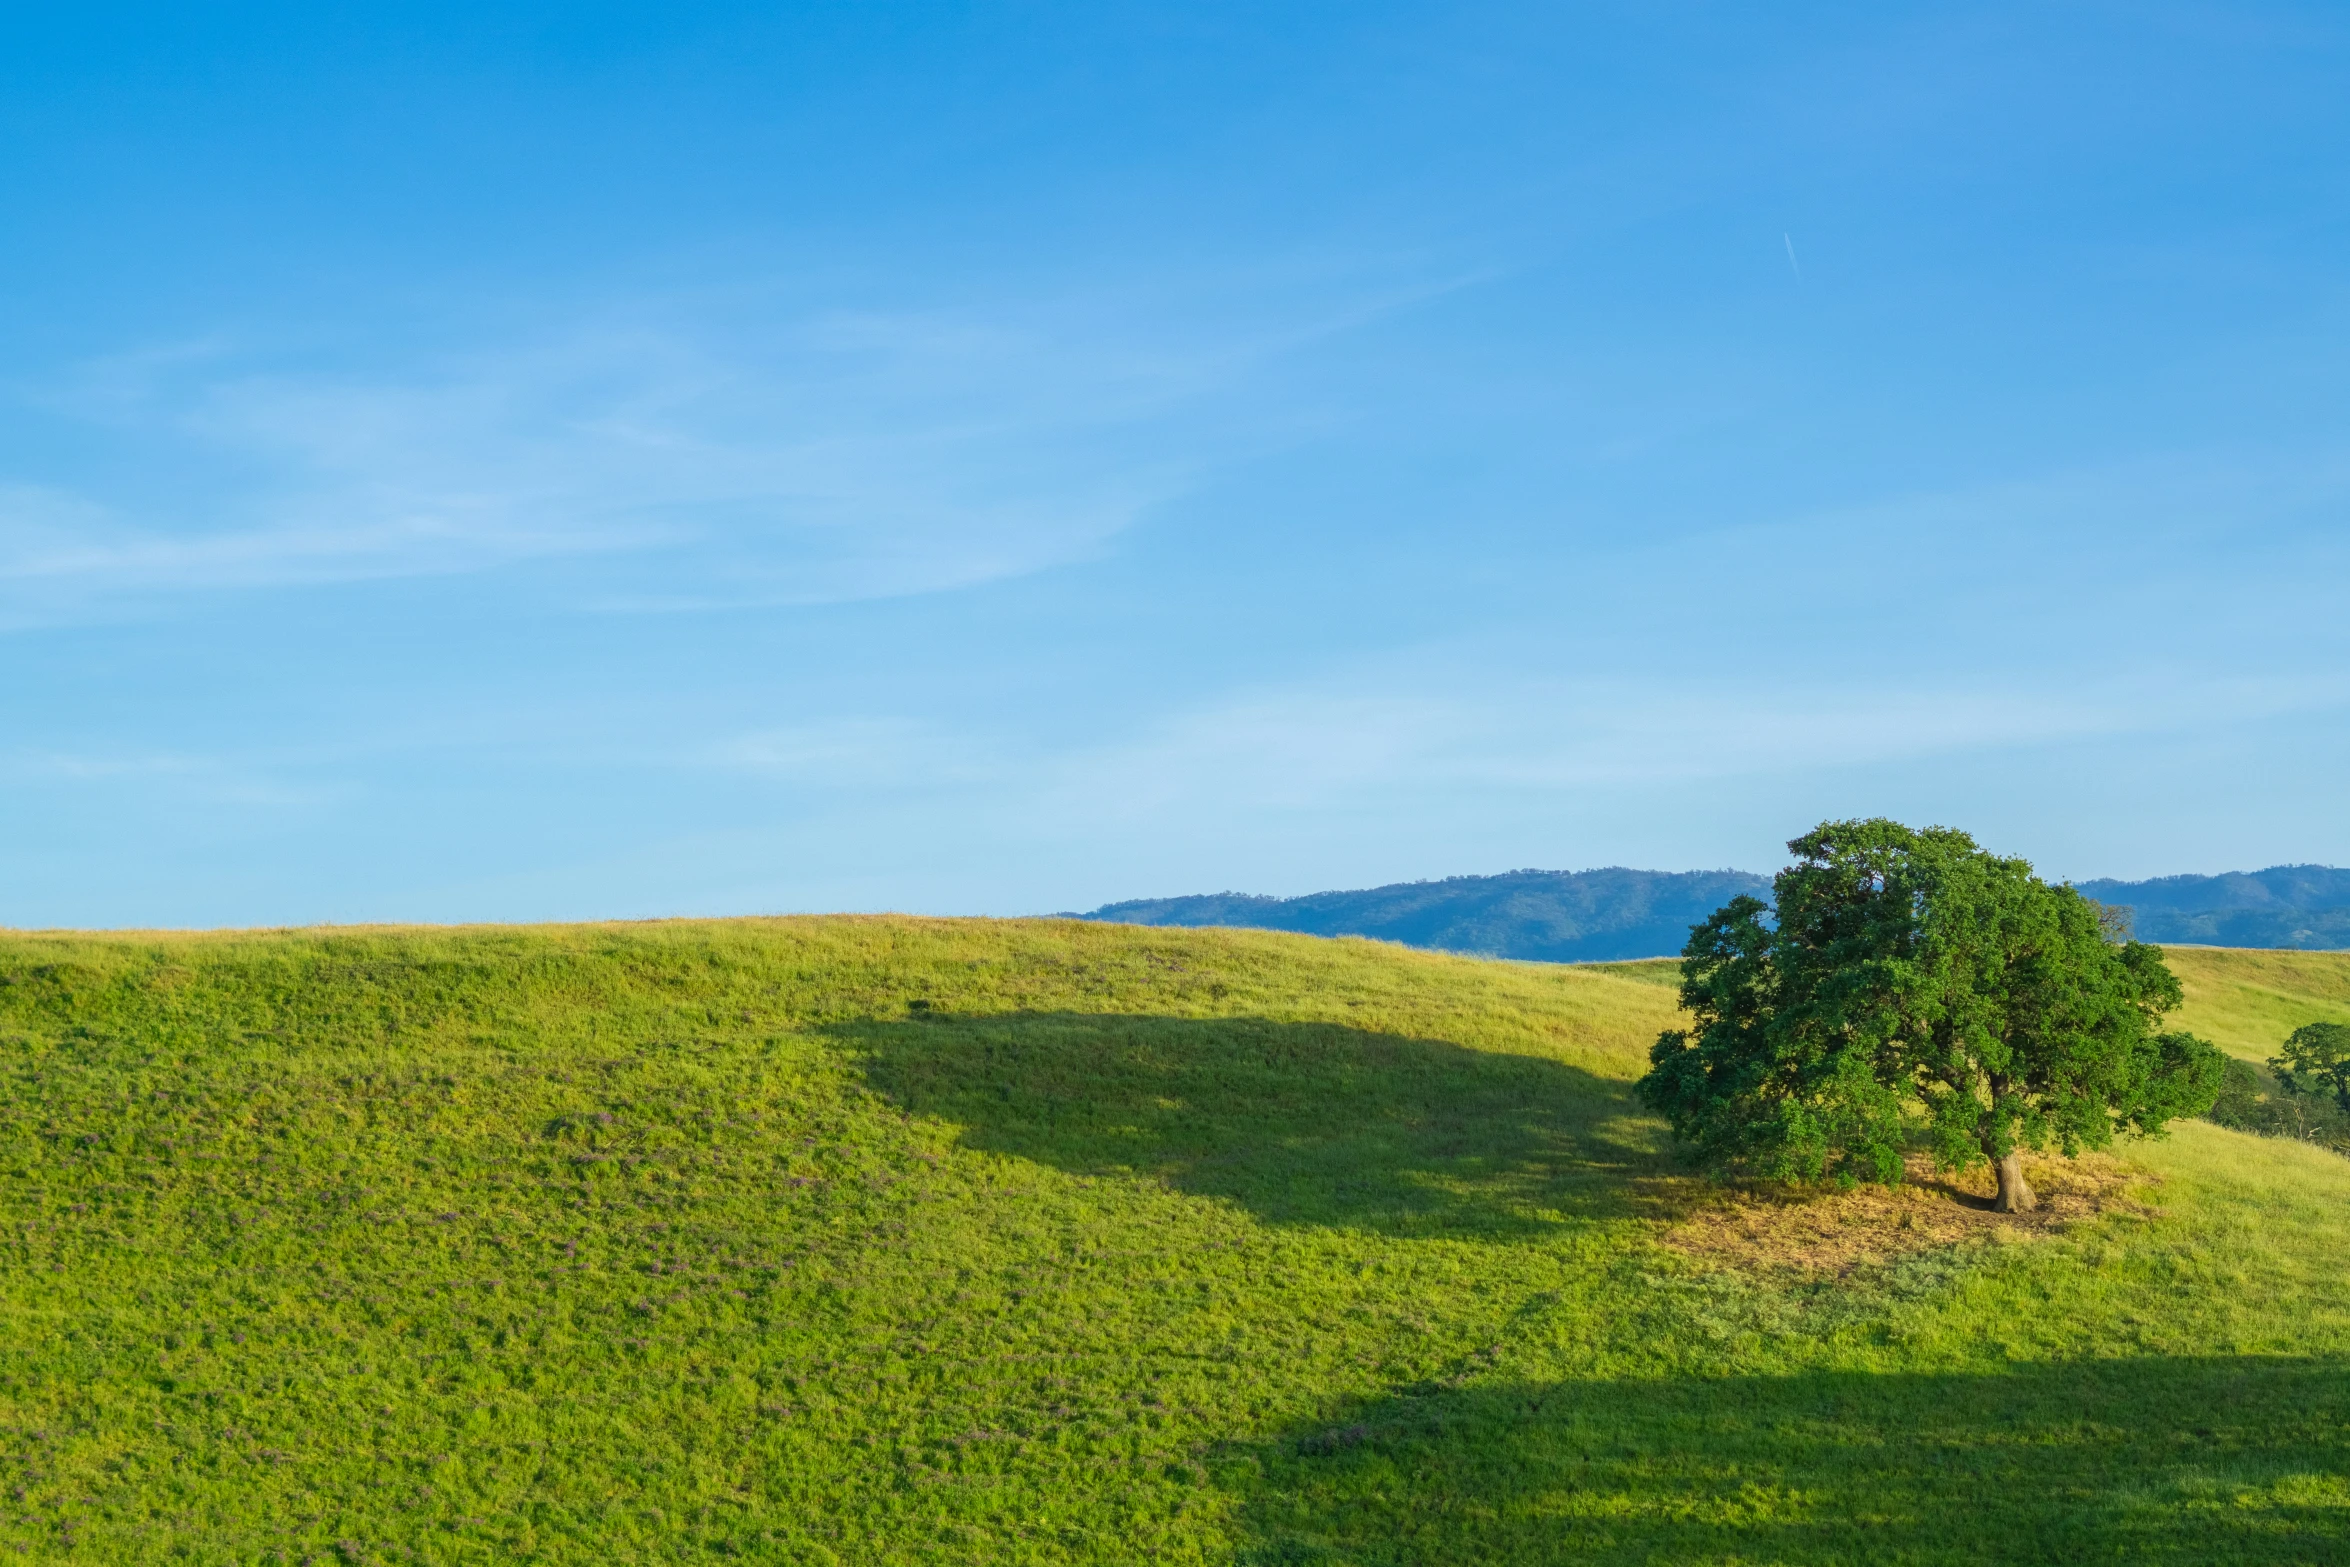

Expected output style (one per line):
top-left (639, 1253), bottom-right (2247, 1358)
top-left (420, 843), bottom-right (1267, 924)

top-left (1642, 450), bottom-right (2350, 645)
top-left (1025, 664), bottom-right (2350, 826)
top-left (3, 747), bottom-right (329, 808)
top-left (0, 482), bottom-right (638, 599)
top-left (670, 669), bottom-right (2320, 830)
top-left (703, 717), bottom-right (1000, 788)
top-left (1, 265), bottom-right (1459, 625)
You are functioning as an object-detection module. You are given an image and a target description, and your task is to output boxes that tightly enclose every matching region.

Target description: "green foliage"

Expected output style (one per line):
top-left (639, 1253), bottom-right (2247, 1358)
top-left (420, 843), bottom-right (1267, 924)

top-left (1639, 819), bottom-right (2226, 1186)
top-left (2207, 1020), bottom-right (2350, 1156)
top-left (2273, 1021), bottom-right (2350, 1114)
top-left (0, 918), bottom-right (2343, 1563)
top-left (2085, 897), bottom-right (2136, 942)
top-left (2206, 1057), bottom-right (2350, 1154)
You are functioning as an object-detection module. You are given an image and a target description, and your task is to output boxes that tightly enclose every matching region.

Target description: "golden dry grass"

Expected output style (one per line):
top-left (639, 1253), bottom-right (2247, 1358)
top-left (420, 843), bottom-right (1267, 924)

top-left (1653, 1152), bottom-right (2152, 1276)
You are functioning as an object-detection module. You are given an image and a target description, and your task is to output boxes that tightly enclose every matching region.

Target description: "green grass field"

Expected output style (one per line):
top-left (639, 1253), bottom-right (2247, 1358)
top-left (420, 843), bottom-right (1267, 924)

top-left (2166, 946), bottom-right (2350, 1060)
top-left (2, 918), bottom-right (2347, 1564)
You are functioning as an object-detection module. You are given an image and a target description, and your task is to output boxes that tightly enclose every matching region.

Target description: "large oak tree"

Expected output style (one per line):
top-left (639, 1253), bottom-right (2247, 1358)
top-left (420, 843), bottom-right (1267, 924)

top-left (1638, 819), bottom-right (2224, 1212)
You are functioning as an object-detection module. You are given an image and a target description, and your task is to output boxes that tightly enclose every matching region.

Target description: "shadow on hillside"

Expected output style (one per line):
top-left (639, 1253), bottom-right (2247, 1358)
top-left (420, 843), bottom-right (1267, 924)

top-left (1229, 1354), bottom-right (2350, 1565)
top-left (838, 1012), bottom-right (1664, 1237)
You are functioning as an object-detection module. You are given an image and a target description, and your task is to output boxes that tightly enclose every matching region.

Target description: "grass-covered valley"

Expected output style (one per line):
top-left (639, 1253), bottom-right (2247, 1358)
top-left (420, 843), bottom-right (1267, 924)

top-left (3, 918), bottom-right (2348, 1564)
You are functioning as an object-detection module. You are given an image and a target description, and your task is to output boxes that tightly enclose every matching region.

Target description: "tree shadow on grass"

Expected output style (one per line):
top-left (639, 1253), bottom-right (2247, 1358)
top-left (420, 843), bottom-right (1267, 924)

top-left (1231, 1354), bottom-right (2350, 1565)
top-left (837, 1012), bottom-right (1665, 1237)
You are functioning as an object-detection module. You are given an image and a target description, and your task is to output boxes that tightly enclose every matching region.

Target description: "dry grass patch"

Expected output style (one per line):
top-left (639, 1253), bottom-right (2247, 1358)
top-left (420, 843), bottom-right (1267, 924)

top-left (1652, 1152), bottom-right (2156, 1276)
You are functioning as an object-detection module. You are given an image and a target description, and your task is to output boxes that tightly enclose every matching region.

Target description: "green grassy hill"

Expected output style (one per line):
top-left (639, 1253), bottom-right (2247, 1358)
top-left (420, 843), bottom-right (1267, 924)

top-left (2167, 945), bottom-right (2350, 1059)
top-left (2, 920), bottom-right (2348, 1564)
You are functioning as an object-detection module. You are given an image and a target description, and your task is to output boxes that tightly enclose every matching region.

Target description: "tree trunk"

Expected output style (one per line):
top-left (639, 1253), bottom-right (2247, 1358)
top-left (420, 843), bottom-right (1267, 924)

top-left (1990, 1149), bottom-right (2037, 1214)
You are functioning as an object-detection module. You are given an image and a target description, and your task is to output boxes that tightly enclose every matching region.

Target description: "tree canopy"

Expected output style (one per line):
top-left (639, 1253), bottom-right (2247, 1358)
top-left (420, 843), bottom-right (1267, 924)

top-left (1637, 818), bottom-right (2225, 1212)
top-left (2272, 1021), bottom-right (2350, 1115)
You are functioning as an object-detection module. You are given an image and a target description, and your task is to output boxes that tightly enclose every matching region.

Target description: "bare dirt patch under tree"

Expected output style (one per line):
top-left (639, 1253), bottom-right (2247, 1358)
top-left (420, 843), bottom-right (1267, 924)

top-left (1652, 1152), bottom-right (2157, 1277)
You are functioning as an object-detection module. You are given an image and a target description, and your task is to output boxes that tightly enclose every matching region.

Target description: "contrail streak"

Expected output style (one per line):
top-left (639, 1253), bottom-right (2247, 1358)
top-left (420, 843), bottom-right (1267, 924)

top-left (1784, 233), bottom-right (1802, 280)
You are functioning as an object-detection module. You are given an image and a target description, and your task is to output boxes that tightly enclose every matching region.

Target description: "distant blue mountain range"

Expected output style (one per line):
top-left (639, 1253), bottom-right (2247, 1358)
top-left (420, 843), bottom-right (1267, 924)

top-left (1073, 867), bottom-right (1772, 963)
top-left (1074, 863), bottom-right (2350, 962)
top-left (2076, 866), bottom-right (2350, 950)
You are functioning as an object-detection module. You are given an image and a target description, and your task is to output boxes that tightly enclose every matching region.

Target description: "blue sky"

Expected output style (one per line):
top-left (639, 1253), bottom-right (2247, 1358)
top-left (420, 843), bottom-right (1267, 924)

top-left (5, 2), bottom-right (2347, 927)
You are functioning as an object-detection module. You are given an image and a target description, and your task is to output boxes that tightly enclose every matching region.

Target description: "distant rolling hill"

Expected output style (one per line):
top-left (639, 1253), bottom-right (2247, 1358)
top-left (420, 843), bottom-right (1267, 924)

top-left (2078, 865), bottom-right (2350, 949)
top-left (1073, 867), bottom-right (1772, 963)
top-left (1078, 862), bottom-right (2350, 961)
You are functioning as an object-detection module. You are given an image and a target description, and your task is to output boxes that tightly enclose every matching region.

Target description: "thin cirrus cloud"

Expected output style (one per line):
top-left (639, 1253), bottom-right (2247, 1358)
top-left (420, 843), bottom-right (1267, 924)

top-left (6, 320), bottom-right (1145, 622)
top-left (1, 268), bottom-right (1450, 626)
top-left (0, 483), bottom-right (619, 606)
top-left (2, 746), bottom-right (328, 809)
top-left (704, 718), bottom-right (1003, 790)
top-left (679, 439), bottom-right (2350, 822)
top-left (687, 675), bottom-right (2236, 817)
top-left (1018, 663), bottom-right (2350, 827)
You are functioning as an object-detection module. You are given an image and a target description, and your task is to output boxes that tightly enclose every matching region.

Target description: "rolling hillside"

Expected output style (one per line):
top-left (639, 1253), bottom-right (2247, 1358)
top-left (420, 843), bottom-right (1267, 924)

top-left (2, 921), bottom-right (2348, 1563)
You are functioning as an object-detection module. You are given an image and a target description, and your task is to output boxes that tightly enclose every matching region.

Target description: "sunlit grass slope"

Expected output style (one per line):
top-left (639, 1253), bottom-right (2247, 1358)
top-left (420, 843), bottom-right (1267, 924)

top-left (2164, 945), bottom-right (2350, 1060)
top-left (1, 918), bottom-right (2347, 1564)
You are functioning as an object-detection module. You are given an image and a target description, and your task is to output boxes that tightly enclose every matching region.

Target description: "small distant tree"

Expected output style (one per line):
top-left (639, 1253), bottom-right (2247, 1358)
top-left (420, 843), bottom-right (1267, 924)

top-left (1638, 819), bottom-right (2225, 1212)
top-left (2271, 1022), bottom-right (2350, 1116)
top-left (2086, 899), bottom-right (2136, 943)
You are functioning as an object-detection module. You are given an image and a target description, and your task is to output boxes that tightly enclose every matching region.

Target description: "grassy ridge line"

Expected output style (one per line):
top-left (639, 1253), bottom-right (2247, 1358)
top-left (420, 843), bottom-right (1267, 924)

top-left (0, 918), bottom-right (2346, 1564)
top-left (0, 913), bottom-right (1674, 1063)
